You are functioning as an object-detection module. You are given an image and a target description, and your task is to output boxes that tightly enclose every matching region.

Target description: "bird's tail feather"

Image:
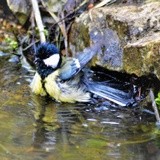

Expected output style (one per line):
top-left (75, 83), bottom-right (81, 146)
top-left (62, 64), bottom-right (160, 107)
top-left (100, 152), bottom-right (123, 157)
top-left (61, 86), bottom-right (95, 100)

top-left (84, 78), bottom-right (135, 107)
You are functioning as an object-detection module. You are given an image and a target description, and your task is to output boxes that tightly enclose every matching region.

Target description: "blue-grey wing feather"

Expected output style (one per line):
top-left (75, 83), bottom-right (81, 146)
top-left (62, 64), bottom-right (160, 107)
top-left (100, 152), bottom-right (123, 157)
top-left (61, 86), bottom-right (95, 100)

top-left (59, 46), bottom-right (98, 80)
top-left (59, 58), bottom-right (80, 80)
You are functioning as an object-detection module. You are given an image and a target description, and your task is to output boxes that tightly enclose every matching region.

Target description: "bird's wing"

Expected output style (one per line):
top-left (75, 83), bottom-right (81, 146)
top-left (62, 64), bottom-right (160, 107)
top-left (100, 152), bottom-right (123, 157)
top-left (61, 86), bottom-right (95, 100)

top-left (59, 57), bottom-right (81, 80)
top-left (76, 47), bottom-right (97, 69)
top-left (59, 46), bottom-right (98, 80)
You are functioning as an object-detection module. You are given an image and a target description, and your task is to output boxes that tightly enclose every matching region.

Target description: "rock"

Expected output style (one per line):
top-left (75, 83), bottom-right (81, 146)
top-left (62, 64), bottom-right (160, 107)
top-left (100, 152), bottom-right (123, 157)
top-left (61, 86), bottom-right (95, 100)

top-left (69, 1), bottom-right (160, 79)
top-left (90, 28), bottom-right (123, 70)
top-left (41, 0), bottom-right (67, 13)
top-left (6, 0), bottom-right (31, 25)
top-left (124, 32), bottom-right (160, 78)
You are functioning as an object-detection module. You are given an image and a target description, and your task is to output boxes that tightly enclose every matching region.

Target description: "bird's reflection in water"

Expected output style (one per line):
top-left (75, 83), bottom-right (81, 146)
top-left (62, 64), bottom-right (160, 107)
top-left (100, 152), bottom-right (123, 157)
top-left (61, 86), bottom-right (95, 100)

top-left (31, 95), bottom-right (87, 152)
top-left (29, 94), bottom-right (160, 160)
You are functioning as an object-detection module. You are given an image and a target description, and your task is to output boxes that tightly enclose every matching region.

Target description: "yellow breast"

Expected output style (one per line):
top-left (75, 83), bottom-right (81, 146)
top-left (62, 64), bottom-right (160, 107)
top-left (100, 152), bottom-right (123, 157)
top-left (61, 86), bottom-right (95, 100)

top-left (31, 70), bottom-right (90, 103)
top-left (44, 70), bottom-right (61, 101)
top-left (30, 72), bottom-right (47, 96)
top-left (44, 70), bottom-right (90, 103)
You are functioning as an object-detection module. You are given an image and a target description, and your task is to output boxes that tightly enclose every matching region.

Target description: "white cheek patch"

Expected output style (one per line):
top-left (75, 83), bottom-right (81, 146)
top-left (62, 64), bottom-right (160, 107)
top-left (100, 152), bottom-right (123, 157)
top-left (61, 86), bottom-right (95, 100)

top-left (43, 54), bottom-right (60, 68)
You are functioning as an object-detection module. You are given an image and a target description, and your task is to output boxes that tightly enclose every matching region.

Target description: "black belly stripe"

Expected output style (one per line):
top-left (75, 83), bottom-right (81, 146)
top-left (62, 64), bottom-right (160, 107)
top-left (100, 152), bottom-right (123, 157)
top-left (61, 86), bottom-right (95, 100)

top-left (41, 79), bottom-right (49, 96)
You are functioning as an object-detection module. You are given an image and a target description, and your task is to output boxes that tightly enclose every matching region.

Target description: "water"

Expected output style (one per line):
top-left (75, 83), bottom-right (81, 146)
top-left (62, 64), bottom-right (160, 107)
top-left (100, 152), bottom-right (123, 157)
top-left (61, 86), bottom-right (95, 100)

top-left (0, 54), bottom-right (160, 160)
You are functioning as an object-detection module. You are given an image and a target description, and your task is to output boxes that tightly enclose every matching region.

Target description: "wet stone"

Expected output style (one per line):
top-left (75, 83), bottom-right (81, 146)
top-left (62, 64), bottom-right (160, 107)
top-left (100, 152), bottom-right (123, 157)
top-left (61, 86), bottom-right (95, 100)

top-left (69, 1), bottom-right (160, 79)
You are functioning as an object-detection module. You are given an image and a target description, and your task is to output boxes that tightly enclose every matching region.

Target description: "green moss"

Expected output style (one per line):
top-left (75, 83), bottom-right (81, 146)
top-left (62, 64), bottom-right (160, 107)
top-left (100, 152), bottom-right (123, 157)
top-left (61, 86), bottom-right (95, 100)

top-left (69, 23), bottom-right (90, 52)
top-left (107, 15), bottom-right (129, 45)
top-left (123, 46), bottom-right (144, 76)
top-left (4, 37), bottom-right (18, 50)
top-left (123, 41), bottom-right (160, 77)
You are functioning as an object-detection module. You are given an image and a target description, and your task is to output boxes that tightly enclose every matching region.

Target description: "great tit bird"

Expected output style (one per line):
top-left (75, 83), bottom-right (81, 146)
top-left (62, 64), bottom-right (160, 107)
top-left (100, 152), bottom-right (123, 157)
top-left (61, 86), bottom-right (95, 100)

top-left (30, 43), bottom-right (135, 106)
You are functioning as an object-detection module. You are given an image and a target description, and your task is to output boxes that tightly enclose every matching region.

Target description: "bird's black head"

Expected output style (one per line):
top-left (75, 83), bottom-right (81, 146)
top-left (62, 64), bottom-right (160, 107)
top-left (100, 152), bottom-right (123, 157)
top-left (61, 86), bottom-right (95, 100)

top-left (35, 43), bottom-right (62, 79)
top-left (35, 43), bottom-right (59, 60)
